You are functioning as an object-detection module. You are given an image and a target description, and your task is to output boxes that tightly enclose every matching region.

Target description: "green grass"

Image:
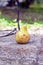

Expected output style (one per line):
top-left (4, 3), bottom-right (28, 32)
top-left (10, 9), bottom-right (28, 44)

top-left (20, 20), bottom-right (43, 28)
top-left (27, 4), bottom-right (43, 13)
top-left (0, 13), bottom-right (43, 29)
top-left (0, 14), bottom-right (16, 27)
top-left (30, 4), bottom-right (43, 9)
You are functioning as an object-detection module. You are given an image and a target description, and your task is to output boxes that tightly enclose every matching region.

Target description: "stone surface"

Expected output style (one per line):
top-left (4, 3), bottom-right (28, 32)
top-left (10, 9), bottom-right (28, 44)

top-left (0, 27), bottom-right (43, 65)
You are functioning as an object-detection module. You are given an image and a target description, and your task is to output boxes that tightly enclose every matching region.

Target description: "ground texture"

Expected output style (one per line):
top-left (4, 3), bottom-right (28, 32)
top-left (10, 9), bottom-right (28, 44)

top-left (0, 27), bottom-right (43, 65)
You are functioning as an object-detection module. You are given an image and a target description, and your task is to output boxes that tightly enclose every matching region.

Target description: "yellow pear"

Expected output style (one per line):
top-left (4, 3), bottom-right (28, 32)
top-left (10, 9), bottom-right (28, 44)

top-left (15, 25), bottom-right (30, 44)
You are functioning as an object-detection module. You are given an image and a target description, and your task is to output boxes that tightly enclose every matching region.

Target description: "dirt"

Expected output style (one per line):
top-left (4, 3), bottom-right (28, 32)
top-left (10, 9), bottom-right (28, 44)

top-left (0, 26), bottom-right (43, 65)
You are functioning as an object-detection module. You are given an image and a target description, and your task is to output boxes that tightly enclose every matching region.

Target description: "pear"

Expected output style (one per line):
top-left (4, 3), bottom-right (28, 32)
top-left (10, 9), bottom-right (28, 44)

top-left (15, 25), bottom-right (30, 44)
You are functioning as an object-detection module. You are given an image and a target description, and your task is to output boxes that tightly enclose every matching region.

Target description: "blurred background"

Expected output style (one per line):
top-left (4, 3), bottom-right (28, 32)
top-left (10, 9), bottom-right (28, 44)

top-left (0, 0), bottom-right (43, 30)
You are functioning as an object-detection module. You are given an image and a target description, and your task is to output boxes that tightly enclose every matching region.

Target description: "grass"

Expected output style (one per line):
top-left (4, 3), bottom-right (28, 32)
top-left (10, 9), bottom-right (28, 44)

top-left (0, 16), bottom-right (43, 27)
top-left (28, 4), bottom-right (43, 13)
top-left (0, 14), bottom-right (16, 27)
top-left (0, 11), bottom-right (43, 30)
top-left (19, 20), bottom-right (43, 28)
top-left (0, 18), bottom-right (43, 29)
top-left (30, 4), bottom-right (43, 9)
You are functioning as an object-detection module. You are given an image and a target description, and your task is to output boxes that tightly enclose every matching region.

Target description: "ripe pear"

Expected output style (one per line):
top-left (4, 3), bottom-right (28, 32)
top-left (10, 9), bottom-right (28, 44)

top-left (15, 25), bottom-right (30, 44)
